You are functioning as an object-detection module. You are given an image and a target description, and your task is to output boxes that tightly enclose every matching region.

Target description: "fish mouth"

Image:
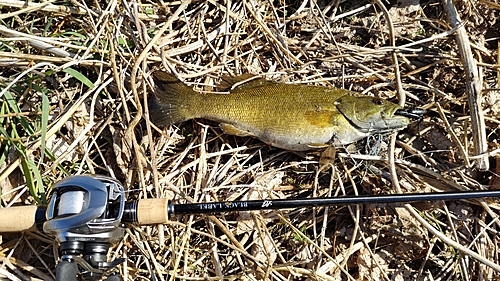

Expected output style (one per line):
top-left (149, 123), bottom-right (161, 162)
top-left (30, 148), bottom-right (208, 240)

top-left (365, 107), bottom-right (427, 133)
top-left (341, 106), bottom-right (414, 134)
top-left (374, 108), bottom-right (411, 133)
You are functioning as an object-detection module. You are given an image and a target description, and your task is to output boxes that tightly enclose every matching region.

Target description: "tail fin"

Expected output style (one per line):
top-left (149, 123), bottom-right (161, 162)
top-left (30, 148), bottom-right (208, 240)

top-left (148, 72), bottom-right (196, 126)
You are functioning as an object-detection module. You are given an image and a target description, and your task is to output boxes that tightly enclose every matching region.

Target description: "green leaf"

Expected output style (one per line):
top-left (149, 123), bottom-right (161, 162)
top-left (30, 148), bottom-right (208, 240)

top-left (3, 90), bottom-right (20, 114)
top-left (62, 31), bottom-right (87, 40)
top-left (39, 93), bottom-right (49, 166)
top-left (27, 155), bottom-right (46, 204)
top-left (3, 91), bottom-right (35, 135)
top-left (20, 156), bottom-right (37, 203)
top-left (0, 121), bottom-right (46, 204)
top-left (63, 68), bottom-right (94, 89)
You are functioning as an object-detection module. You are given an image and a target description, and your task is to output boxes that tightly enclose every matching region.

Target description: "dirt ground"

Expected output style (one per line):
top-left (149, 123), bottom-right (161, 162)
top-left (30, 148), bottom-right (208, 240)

top-left (1, 0), bottom-right (500, 280)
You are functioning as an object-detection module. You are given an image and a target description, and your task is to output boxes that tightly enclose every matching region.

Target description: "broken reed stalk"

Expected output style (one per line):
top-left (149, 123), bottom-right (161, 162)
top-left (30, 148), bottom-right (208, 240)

top-left (442, 0), bottom-right (489, 171)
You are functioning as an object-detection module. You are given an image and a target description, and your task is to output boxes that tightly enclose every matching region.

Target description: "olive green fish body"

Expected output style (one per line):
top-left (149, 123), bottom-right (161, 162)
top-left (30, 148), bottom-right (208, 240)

top-left (150, 72), bottom-right (409, 151)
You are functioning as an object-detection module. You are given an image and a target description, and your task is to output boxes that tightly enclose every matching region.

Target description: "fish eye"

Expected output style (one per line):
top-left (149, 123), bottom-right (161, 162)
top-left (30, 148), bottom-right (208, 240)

top-left (373, 98), bottom-right (384, 105)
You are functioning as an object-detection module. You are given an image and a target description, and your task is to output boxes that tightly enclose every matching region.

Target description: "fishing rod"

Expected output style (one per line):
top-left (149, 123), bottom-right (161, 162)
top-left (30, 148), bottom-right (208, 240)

top-left (168, 189), bottom-right (500, 214)
top-left (1, 175), bottom-right (499, 280)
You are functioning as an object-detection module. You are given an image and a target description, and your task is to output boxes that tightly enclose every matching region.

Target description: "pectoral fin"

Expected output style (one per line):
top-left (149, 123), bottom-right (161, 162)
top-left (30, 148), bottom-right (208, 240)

top-left (220, 123), bottom-right (255, 137)
top-left (319, 146), bottom-right (336, 168)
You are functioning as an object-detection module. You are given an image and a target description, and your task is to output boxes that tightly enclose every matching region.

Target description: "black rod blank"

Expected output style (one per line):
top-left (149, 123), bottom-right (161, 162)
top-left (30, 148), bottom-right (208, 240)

top-left (169, 190), bottom-right (500, 215)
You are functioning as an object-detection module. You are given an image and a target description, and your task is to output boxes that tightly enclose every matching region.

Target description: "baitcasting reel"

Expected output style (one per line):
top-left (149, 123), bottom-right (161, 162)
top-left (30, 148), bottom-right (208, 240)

top-left (44, 175), bottom-right (127, 281)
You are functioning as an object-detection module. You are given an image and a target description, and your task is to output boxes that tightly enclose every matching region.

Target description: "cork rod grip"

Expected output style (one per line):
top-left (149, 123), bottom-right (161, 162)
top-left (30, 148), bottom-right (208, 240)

top-left (136, 198), bottom-right (169, 225)
top-left (0, 205), bottom-right (40, 232)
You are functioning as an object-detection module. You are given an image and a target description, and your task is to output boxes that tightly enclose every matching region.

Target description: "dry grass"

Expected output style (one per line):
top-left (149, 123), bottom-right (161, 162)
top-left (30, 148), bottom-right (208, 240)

top-left (1, 0), bottom-right (500, 280)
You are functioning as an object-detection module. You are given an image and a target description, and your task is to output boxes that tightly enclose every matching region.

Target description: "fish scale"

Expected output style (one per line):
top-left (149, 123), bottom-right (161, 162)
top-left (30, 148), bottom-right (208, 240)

top-left (149, 72), bottom-right (410, 151)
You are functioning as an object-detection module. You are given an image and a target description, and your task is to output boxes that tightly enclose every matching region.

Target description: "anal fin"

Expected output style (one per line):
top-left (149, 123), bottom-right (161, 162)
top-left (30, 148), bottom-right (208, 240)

top-left (220, 123), bottom-right (255, 137)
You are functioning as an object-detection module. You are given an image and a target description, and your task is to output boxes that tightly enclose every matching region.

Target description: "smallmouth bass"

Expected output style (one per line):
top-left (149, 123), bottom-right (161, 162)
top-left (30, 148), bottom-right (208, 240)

top-left (149, 72), bottom-right (412, 151)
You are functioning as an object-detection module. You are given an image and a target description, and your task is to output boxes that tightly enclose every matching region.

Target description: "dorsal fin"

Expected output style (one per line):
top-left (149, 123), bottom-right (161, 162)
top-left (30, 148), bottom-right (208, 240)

top-left (217, 74), bottom-right (276, 92)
